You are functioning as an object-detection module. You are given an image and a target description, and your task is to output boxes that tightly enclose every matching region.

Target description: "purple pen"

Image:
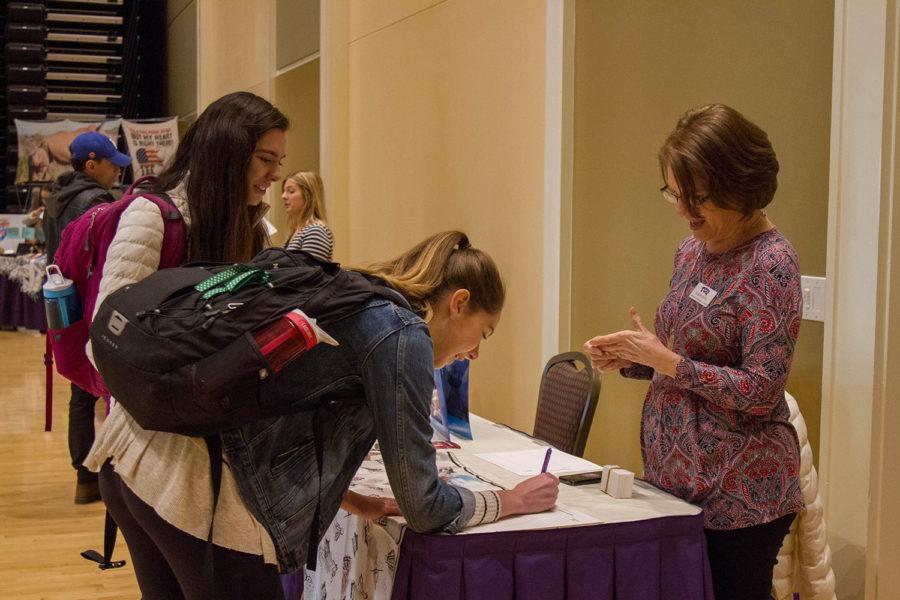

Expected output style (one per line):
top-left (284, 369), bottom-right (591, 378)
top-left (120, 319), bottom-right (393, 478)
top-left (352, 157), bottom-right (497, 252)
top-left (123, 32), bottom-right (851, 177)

top-left (540, 447), bottom-right (552, 473)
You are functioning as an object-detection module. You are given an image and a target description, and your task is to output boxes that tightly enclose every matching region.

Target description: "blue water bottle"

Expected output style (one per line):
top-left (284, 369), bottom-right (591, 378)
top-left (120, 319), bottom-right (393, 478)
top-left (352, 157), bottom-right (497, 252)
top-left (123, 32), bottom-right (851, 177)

top-left (43, 265), bottom-right (82, 329)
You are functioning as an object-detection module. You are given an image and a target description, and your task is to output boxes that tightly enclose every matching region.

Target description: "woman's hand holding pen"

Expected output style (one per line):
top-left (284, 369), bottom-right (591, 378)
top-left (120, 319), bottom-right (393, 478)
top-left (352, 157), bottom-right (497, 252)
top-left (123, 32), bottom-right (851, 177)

top-left (498, 473), bottom-right (559, 518)
top-left (584, 307), bottom-right (681, 377)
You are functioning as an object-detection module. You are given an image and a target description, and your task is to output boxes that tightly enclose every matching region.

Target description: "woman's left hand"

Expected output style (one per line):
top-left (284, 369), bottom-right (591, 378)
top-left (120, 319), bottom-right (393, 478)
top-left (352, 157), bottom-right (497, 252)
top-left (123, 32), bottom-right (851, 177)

top-left (341, 490), bottom-right (404, 520)
top-left (587, 308), bottom-right (682, 377)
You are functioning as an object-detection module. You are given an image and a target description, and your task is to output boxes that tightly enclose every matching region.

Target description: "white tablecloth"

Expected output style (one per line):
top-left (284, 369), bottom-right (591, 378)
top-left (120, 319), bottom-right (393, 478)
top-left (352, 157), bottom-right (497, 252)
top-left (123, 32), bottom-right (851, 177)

top-left (301, 414), bottom-right (701, 600)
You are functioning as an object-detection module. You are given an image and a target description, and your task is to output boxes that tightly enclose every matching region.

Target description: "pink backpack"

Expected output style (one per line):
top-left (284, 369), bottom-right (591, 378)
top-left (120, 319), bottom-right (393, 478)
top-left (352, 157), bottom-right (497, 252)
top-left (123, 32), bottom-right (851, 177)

top-left (49, 176), bottom-right (186, 398)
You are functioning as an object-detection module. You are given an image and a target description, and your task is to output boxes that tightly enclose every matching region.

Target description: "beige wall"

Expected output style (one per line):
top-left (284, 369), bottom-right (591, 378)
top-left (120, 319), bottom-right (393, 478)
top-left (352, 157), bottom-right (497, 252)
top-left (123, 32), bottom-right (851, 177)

top-left (872, 31), bottom-right (900, 591)
top-left (270, 60), bottom-right (321, 243)
top-left (197, 0), bottom-right (273, 106)
top-left (276, 0), bottom-right (319, 69)
top-left (571, 1), bottom-right (834, 472)
top-left (872, 40), bottom-right (900, 595)
top-left (866, 8), bottom-right (900, 600)
top-left (332, 0), bottom-right (547, 428)
top-left (167, 0), bottom-right (197, 119)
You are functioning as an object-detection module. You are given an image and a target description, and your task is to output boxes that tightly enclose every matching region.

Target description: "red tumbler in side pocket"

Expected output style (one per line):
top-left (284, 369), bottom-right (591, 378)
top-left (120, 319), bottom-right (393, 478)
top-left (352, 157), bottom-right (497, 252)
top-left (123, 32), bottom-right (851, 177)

top-left (252, 309), bottom-right (338, 373)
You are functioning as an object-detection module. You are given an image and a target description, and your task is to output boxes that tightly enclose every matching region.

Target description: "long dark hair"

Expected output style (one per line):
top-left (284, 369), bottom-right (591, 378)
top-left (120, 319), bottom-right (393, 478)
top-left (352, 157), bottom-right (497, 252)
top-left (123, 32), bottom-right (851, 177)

top-left (155, 92), bottom-right (289, 262)
top-left (354, 231), bottom-right (505, 322)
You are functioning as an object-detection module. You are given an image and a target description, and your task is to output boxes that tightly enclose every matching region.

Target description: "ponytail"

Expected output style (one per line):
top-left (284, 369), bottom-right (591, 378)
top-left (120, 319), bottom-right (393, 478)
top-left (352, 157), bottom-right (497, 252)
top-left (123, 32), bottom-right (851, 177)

top-left (354, 231), bottom-right (505, 321)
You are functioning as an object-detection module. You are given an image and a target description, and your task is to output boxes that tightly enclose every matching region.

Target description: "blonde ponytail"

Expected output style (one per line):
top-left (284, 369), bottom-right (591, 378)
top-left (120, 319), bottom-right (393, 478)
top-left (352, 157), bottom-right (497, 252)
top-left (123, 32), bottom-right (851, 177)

top-left (354, 231), bottom-right (505, 321)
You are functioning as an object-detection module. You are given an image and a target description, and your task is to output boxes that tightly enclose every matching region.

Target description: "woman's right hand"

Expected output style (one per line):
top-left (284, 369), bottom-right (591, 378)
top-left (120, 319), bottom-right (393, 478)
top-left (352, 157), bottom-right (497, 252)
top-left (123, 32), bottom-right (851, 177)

top-left (583, 337), bottom-right (634, 371)
top-left (498, 472), bottom-right (559, 518)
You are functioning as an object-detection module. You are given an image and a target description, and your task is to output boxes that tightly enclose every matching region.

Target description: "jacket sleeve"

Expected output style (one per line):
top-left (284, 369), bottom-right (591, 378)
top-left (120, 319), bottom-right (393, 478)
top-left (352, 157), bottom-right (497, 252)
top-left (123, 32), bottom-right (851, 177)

top-left (361, 322), bottom-right (476, 533)
top-left (86, 197), bottom-right (165, 366)
top-left (59, 189), bottom-right (114, 232)
top-left (671, 248), bottom-right (802, 416)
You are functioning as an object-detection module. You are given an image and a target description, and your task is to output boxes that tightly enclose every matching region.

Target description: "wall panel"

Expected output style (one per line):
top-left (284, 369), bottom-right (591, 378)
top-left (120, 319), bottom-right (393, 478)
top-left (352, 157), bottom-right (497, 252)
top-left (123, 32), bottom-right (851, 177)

top-left (345, 0), bottom-right (547, 428)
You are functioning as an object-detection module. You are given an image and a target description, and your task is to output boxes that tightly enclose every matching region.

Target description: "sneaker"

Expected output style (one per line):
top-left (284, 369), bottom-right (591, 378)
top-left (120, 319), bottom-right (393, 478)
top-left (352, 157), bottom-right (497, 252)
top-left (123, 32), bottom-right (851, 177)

top-left (74, 479), bottom-right (101, 504)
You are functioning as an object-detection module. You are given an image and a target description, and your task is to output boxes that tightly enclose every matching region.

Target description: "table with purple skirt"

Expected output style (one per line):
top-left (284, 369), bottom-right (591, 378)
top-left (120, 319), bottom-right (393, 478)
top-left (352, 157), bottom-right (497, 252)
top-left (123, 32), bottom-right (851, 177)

top-left (283, 415), bottom-right (713, 600)
top-left (0, 255), bottom-right (46, 331)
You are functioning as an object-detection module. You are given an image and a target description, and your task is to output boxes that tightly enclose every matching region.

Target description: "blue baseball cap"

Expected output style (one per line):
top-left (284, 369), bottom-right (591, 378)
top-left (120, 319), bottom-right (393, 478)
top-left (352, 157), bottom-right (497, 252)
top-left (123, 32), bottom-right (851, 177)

top-left (69, 131), bottom-right (132, 167)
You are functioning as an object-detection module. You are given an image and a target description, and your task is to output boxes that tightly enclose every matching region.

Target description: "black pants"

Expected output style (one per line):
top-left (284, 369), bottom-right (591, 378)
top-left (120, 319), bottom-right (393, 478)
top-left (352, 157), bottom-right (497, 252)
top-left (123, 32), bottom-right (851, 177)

top-left (69, 383), bottom-right (97, 483)
top-left (99, 461), bottom-right (285, 600)
top-left (704, 513), bottom-right (796, 600)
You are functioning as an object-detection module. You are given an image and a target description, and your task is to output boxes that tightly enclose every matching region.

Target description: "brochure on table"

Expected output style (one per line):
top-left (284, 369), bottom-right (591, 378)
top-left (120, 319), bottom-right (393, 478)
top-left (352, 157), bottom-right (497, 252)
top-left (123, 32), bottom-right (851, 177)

top-left (430, 359), bottom-right (474, 442)
top-left (429, 385), bottom-right (451, 443)
top-left (436, 359), bottom-right (473, 439)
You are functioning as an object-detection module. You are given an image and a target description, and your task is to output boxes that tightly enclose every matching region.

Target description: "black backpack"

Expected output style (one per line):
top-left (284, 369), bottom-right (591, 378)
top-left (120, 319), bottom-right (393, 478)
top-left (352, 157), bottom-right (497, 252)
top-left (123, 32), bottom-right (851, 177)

top-left (90, 247), bottom-right (389, 436)
top-left (85, 247), bottom-right (398, 578)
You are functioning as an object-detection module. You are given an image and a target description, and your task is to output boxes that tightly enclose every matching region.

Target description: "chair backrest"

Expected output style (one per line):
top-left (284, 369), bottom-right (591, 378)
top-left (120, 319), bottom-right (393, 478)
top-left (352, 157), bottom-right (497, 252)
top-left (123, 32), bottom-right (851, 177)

top-left (532, 351), bottom-right (601, 457)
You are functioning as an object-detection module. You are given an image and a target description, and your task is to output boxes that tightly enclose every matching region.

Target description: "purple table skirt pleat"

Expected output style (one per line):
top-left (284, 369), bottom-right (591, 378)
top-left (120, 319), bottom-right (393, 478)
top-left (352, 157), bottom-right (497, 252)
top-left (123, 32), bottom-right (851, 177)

top-left (0, 275), bottom-right (46, 331)
top-left (281, 575), bottom-right (301, 600)
top-left (391, 514), bottom-right (714, 600)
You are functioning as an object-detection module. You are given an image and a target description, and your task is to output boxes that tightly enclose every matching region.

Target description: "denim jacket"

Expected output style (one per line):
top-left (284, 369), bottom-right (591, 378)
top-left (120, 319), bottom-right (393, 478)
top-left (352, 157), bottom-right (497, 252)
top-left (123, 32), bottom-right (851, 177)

top-left (220, 297), bottom-right (476, 572)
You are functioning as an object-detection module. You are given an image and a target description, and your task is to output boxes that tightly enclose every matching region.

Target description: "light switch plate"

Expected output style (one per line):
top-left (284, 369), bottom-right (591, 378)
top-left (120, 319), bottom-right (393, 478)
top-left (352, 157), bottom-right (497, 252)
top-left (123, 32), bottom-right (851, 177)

top-left (800, 275), bottom-right (826, 322)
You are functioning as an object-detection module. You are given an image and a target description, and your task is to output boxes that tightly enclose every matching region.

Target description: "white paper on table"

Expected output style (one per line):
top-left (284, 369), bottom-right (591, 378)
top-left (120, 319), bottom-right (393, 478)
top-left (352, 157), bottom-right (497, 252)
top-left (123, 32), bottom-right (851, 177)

top-left (475, 448), bottom-right (602, 476)
top-left (462, 502), bottom-right (602, 534)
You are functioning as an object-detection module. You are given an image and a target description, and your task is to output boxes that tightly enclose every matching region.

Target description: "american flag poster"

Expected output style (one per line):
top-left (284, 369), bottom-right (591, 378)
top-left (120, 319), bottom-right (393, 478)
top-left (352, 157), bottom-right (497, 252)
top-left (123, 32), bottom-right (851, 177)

top-left (122, 117), bottom-right (179, 178)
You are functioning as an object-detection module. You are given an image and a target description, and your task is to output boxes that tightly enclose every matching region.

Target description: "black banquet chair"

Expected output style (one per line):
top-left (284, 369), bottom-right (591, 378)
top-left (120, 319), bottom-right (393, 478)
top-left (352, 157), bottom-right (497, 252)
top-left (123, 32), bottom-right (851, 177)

top-left (532, 351), bottom-right (601, 457)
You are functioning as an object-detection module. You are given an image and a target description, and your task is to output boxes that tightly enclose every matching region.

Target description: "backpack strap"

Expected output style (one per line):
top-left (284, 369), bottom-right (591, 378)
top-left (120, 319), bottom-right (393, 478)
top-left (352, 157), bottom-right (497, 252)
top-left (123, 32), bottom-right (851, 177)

top-left (80, 510), bottom-right (126, 570)
top-left (306, 408), bottom-right (326, 570)
top-left (138, 191), bottom-right (186, 269)
top-left (356, 272), bottom-right (413, 312)
top-left (125, 175), bottom-right (158, 196)
top-left (372, 284), bottom-right (412, 312)
top-left (202, 435), bottom-right (224, 598)
top-left (153, 191), bottom-right (182, 220)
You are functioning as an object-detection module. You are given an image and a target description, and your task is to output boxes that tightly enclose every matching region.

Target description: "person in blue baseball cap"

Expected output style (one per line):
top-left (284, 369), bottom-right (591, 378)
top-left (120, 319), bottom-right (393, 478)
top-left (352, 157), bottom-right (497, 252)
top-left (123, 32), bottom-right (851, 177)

top-left (68, 131), bottom-right (132, 188)
top-left (44, 130), bottom-right (130, 505)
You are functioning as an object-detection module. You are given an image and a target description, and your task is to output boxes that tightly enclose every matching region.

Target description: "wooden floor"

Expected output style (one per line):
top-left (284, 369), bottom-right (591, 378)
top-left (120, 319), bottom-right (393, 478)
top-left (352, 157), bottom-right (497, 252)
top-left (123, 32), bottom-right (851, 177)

top-left (0, 330), bottom-right (140, 599)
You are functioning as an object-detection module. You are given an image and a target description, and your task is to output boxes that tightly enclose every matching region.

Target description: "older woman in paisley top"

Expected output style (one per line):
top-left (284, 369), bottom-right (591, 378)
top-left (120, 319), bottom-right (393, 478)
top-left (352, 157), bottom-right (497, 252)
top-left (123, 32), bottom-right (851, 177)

top-left (585, 104), bottom-right (804, 600)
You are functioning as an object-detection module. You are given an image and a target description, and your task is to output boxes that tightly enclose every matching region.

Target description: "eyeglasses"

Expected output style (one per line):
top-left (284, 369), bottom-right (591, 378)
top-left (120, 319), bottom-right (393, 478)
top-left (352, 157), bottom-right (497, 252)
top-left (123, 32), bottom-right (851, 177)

top-left (660, 186), bottom-right (709, 205)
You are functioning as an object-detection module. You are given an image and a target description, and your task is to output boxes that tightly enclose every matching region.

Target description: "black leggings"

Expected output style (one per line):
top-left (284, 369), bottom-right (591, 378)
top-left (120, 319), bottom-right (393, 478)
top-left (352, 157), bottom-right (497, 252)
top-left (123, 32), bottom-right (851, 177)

top-left (69, 383), bottom-right (98, 482)
top-left (704, 513), bottom-right (796, 600)
top-left (99, 461), bottom-right (284, 600)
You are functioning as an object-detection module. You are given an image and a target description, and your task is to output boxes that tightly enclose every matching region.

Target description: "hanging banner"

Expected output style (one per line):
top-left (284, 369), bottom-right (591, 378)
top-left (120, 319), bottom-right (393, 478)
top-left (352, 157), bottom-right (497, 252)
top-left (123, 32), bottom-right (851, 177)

top-left (14, 119), bottom-right (123, 184)
top-left (121, 118), bottom-right (179, 178)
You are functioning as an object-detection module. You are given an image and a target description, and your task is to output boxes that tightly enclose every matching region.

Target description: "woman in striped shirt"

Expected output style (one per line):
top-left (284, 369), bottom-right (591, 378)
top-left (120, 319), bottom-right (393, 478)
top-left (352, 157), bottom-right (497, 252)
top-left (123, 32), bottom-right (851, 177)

top-left (281, 171), bottom-right (334, 261)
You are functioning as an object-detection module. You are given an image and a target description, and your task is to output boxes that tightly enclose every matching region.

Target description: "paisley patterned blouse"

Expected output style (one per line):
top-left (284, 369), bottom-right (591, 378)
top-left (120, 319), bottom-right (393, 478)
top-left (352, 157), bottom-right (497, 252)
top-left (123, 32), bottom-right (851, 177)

top-left (623, 229), bottom-right (804, 529)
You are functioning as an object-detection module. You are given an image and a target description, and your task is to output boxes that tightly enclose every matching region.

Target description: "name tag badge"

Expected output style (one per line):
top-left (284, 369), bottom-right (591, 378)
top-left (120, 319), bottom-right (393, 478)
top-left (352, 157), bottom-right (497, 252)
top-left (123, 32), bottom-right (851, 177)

top-left (689, 282), bottom-right (718, 307)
